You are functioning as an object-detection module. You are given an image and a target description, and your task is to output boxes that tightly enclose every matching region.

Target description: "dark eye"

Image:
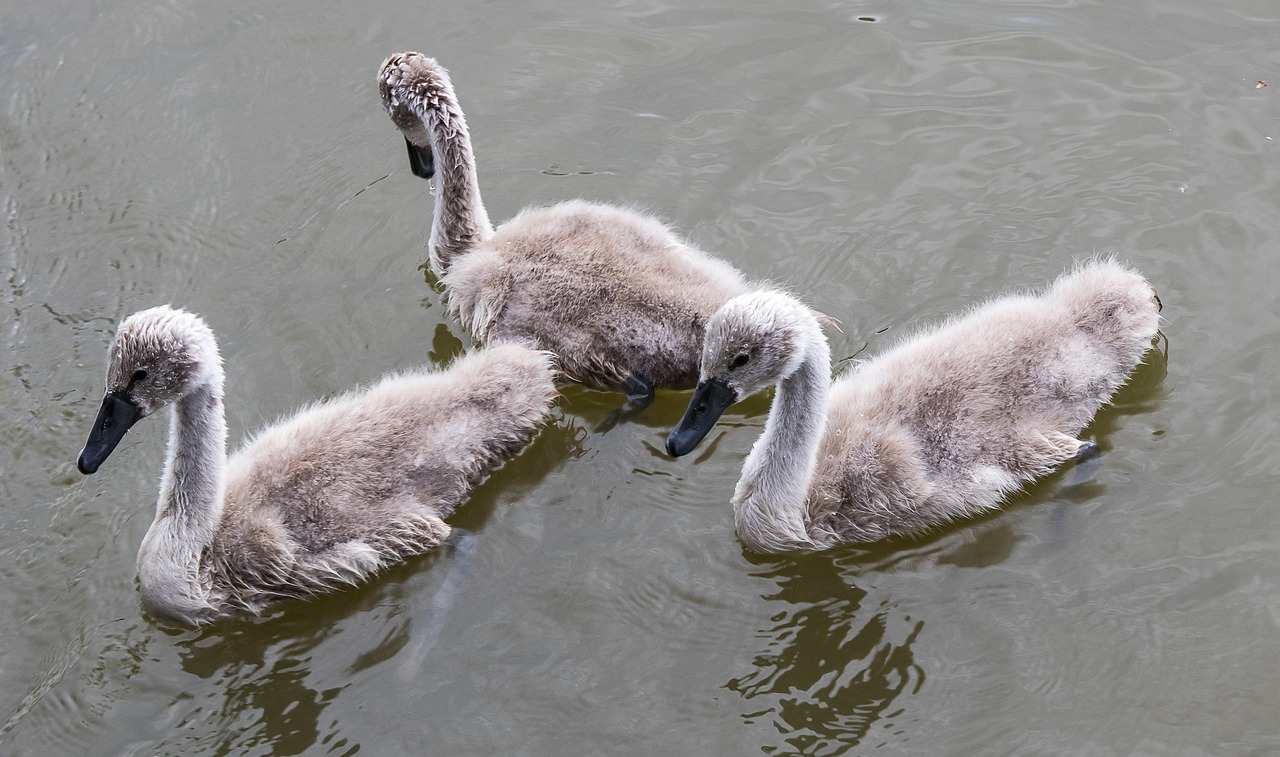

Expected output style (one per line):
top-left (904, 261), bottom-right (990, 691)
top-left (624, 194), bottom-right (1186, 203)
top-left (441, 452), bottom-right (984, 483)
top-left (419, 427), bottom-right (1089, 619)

top-left (132, 369), bottom-right (148, 382)
top-left (731, 353), bottom-right (750, 368)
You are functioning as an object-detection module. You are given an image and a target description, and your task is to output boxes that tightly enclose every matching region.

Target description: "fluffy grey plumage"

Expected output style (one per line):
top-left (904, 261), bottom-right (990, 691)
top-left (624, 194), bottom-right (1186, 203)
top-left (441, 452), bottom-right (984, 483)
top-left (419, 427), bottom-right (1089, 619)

top-left (378, 52), bottom-right (751, 403)
top-left (666, 259), bottom-right (1163, 553)
top-left (76, 306), bottom-right (557, 625)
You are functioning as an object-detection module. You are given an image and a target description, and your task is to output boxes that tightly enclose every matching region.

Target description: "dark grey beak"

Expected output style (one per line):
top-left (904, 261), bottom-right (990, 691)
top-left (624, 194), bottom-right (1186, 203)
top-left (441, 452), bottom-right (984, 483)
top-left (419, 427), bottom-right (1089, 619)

top-left (665, 378), bottom-right (737, 457)
top-left (405, 137), bottom-right (435, 180)
top-left (77, 392), bottom-right (143, 475)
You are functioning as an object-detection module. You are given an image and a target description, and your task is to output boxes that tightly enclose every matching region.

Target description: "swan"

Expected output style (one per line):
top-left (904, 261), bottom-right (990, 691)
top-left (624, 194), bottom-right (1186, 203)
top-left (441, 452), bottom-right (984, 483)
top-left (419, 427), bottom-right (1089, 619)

top-left (75, 305), bottom-right (556, 625)
top-left (665, 259), bottom-right (1163, 552)
top-left (378, 51), bottom-right (752, 412)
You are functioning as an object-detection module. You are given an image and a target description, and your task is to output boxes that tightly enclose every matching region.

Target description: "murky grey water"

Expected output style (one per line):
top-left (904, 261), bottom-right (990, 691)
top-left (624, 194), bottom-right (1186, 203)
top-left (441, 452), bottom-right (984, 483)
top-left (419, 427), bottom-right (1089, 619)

top-left (3, 0), bottom-right (1279, 753)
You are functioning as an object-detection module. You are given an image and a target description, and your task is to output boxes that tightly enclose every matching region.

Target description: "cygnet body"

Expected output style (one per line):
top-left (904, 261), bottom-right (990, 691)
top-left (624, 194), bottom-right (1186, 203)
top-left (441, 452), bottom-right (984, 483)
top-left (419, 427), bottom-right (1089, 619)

top-left (666, 259), bottom-right (1162, 552)
top-left (378, 52), bottom-right (752, 410)
top-left (77, 306), bottom-right (556, 625)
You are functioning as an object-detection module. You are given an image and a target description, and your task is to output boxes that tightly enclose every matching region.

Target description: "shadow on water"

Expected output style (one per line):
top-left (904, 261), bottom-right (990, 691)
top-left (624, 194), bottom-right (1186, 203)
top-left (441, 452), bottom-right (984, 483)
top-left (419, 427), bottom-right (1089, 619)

top-left (727, 550), bottom-right (926, 756)
top-left (426, 320), bottom-right (467, 365)
top-left (147, 567), bottom-right (469, 753)
top-left (164, 610), bottom-right (359, 757)
top-left (152, 557), bottom-right (458, 755)
top-left (1087, 332), bottom-right (1170, 433)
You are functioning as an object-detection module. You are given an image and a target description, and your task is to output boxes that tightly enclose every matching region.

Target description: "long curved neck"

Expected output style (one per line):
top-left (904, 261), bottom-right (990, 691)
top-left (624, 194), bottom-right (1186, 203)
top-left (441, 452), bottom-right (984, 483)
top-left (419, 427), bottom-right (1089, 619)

top-left (413, 83), bottom-right (493, 277)
top-left (137, 379), bottom-right (227, 619)
top-left (159, 382), bottom-right (228, 534)
top-left (733, 338), bottom-right (830, 552)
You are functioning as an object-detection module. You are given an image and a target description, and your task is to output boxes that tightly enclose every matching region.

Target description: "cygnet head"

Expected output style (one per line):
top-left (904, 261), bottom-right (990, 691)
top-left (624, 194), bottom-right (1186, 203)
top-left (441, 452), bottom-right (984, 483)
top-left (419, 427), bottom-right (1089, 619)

top-left (377, 51), bottom-right (443, 180)
top-left (77, 306), bottom-right (223, 475)
top-left (666, 290), bottom-right (824, 457)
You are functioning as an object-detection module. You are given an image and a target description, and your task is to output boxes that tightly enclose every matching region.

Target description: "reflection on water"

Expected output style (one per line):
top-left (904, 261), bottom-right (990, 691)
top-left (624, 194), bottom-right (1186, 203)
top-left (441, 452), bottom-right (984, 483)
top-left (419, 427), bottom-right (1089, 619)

top-left (85, 526), bottom-right (510, 756)
top-left (729, 555), bottom-right (924, 755)
top-left (175, 622), bottom-right (342, 756)
top-left (5, 0), bottom-right (1280, 751)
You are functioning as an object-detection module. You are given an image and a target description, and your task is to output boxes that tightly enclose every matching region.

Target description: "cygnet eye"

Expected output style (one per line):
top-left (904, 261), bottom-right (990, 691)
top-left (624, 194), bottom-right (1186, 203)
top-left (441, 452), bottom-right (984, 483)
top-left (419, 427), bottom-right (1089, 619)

top-left (132, 369), bottom-right (148, 382)
top-left (731, 353), bottom-right (750, 369)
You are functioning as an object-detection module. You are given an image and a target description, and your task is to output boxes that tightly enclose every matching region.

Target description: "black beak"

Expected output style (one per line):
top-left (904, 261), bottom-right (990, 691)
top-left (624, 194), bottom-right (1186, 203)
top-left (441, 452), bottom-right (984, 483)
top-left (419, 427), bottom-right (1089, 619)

top-left (405, 137), bottom-right (435, 180)
top-left (77, 392), bottom-right (143, 475)
top-left (665, 378), bottom-right (737, 457)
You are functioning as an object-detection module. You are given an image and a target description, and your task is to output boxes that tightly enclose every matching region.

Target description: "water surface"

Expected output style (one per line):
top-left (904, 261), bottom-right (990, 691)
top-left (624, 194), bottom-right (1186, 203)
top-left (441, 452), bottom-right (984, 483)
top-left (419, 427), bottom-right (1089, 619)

top-left (3, 0), bottom-right (1279, 754)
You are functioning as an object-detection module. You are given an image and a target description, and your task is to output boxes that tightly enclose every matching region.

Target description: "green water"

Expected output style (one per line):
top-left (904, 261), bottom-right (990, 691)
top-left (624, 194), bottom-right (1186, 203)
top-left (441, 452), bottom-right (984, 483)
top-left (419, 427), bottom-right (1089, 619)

top-left (3, 0), bottom-right (1278, 753)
